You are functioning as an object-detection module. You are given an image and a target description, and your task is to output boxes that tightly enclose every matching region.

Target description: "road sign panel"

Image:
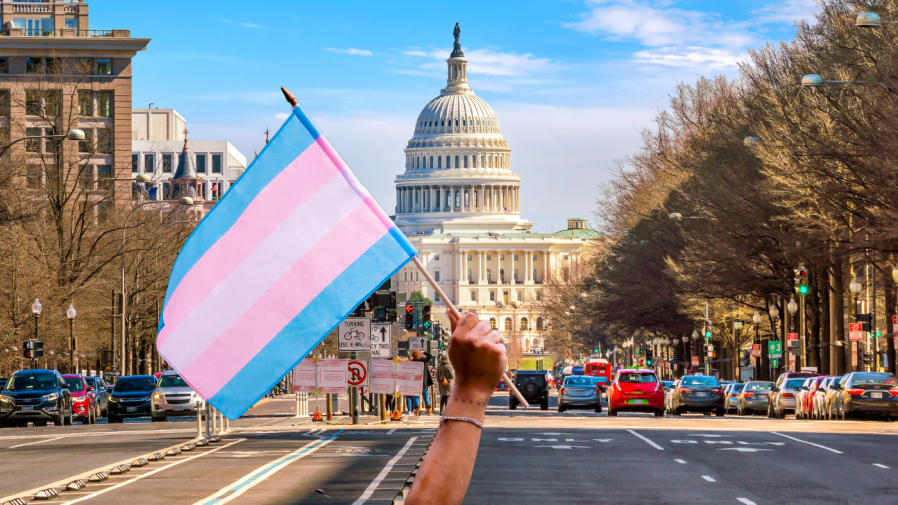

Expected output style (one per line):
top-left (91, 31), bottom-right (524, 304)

top-left (347, 360), bottom-right (368, 387)
top-left (317, 359), bottom-right (348, 394)
top-left (408, 336), bottom-right (426, 352)
top-left (849, 323), bottom-right (863, 342)
top-left (103, 370), bottom-right (122, 377)
top-left (786, 333), bottom-right (798, 341)
top-left (768, 341), bottom-right (782, 357)
top-left (893, 315), bottom-right (898, 328)
top-left (369, 359), bottom-right (398, 395)
top-left (338, 318), bottom-right (371, 352)
top-left (292, 359), bottom-right (317, 392)
top-left (691, 356), bottom-right (700, 366)
top-left (771, 357), bottom-right (780, 368)
top-left (370, 324), bottom-right (392, 358)
top-left (751, 344), bottom-right (761, 358)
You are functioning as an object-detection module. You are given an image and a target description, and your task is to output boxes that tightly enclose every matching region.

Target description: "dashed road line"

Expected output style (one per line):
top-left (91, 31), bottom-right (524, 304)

top-left (675, 459), bottom-right (686, 464)
top-left (9, 436), bottom-right (64, 448)
top-left (772, 432), bottom-right (842, 454)
top-left (702, 476), bottom-right (715, 482)
top-left (627, 429), bottom-right (663, 450)
top-left (386, 428), bottom-right (396, 435)
top-left (873, 463), bottom-right (889, 469)
top-left (737, 498), bottom-right (756, 505)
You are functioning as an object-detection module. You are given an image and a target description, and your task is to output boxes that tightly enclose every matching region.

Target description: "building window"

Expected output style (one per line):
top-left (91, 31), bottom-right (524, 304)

top-left (435, 292), bottom-right (440, 302)
top-left (0, 58), bottom-right (7, 74)
top-left (434, 270), bottom-right (440, 282)
top-left (131, 153), bottom-right (138, 173)
top-left (79, 130), bottom-right (93, 153)
top-left (464, 155), bottom-right (468, 168)
top-left (163, 181), bottom-right (171, 200)
top-left (536, 290), bottom-right (542, 301)
top-left (486, 269), bottom-right (491, 282)
top-left (513, 269), bottom-right (518, 282)
top-left (26, 164), bottom-right (41, 188)
top-left (77, 165), bottom-right (92, 190)
top-left (97, 92), bottom-right (112, 117)
top-left (78, 91), bottom-right (93, 116)
top-left (437, 156), bottom-right (442, 169)
top-left (520, 318), bottom-right (528, 331)
top-left (489, 318), bottom-right (497, 330)
top-left (97, 58), bottom-right (113, 75)
top-left (25, 127), bottom-right (41, 152)
top-left (25, 91), bottom-right (41, 116)
top-left (467, 269), bottom-right (472, 282)
top-left (144, 154), bottom-right (154, 173)
top-left (445, 156), bottom-right (450, 168)
top-left (486, 255), bottom-right (491, 261)
top-left (513, 255), bottom-right (518, 261)
top-left (536, 317), bottom-right (544, 330)
top-left (45, 91), bottom-right (60, 117)
top-left (500, 255), bottom-right (505, 261)
top-left (532, 254), bottom-right (537, 261)
top-left (500, 269), bottom-right (505, 283)
top-left (517, 291), bottom-right (523, 302)
top-left (504, 318), bottom-right (512, 331)
top-left (97, 128), bottom-right (113, 154)
top-left (78, 58), bottom-right (94, 74)
top-left (429, 156), bottom-right (433, 168)
top-left (434, 255), bottom-right (440, 261)
top-left (533, 269), bottom-right (537, 281)
top-left (212, 154), bottom-right (222, 174)
top-left (454, 155), bottom-right (459, 168)
top-left (471, 291), bottom-right (476, 302)
top-left (490, 290), bottom-right (495, 301)
top-left (196, 154), bottom-right (206, 173)
top-left (66, 18), bottom-right (78, 29)
top-left (563, 255), bottom-right (569, 261)
top-left (97, 165), bottom-right (112, 190)
top-left (26, 57), bottom-right (41, 74)
top-left (162, 153), bottom-right (173, 173)
top-left (503, 291), bottom-right (509, 305)
top-left (467, 254), bottom-right (472, 261)
top-left (464, 190), bottom-right (469, 207)
top-left (45, 57), bottom-right (60, 74)
top-left (455, 190), bottom-right (460, 208)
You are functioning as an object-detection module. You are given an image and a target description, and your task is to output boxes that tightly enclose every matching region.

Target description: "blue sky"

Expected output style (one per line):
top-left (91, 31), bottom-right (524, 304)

top-left (93, 0), bottom-right (818, 229)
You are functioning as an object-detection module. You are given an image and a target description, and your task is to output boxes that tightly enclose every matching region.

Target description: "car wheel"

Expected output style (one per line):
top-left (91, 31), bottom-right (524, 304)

top-left (595, 405), bottom-right (602, 414)
top-left (608, 407), bottom-right (617, 417)
top-left (558, 406), bottom-right (565, 413)
top-left (673, 406), bottom-right (682, 416)
top-left (716, 408), bottom-right (725, 417)
top-left (540, 399), bottom-right (549, 411)
top-left (53, 415), bottom-right (63, 427)
top-left (655, 409), bottom-right (664, 417)
top-left (108, 415), bottom-right (118, 424)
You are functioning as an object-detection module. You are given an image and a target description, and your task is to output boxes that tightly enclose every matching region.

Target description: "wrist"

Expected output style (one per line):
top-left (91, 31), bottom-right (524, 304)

top-left (443, 387), bottom-right (490, 422)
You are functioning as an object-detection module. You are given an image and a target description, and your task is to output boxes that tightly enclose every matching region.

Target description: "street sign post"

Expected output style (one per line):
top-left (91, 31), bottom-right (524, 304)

top-left (316, 359), bottom-right (348, 394)
top-left (370, 324), bottom-right (392, 358)
top-left (292, 359), bottom-right (317, 392)
top-left (347, 360), bottom-right (369, 387)
top-left (849, 323), bottom-right (863, 342)
top-left (771, 357), bottom-right (780, 368)
top-left (103, 370), bottom-right (122, 378)
top-left (691, 356), bottom-right (699, 367)
top-left (338, 318), bottom-right (371, 352)
top-left (751, 344), bottom-right (762, 358)
top-left (408, 336), bottom-right (426, 353)
top-left (768, 341), bottom-right (782, 357)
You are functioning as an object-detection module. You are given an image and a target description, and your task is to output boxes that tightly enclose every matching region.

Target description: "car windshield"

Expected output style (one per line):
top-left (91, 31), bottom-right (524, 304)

top-left (85, 378), bottom-right (101, 389)
top-left (680, 376), bottom-right (718, 386)
top-left (7, 373), bottom-right (56, 391)
top-left (618, 373), bottom-right (658, 384)
top-left (829, 377), bottom-right (843, 388)
top-left (564, 377), bottom-right (596, 386)
top-left (746, 382), bottom-right (774, 391)
top-left (64, 378), bottom-right (84, 391)
top-left (158, 375), bottom-right (190, 388)
top-left (730, 384), bottom-right (745, 392)
top-left (113, 377), bottom-right (156, 392)
top-left (662, 381), bottom-right (674, 388)
top-left (851, 373), bottom-right (898, 385)
top-left (784, 379), bottom-right (805, 390)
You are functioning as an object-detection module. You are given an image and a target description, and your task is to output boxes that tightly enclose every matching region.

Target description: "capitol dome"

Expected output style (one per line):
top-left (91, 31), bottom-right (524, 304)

top-left (394, 26), bottom-right (529, 235)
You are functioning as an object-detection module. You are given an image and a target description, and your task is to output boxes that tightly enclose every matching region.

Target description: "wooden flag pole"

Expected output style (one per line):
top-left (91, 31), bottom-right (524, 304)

top-left (411, 256), bottom-right (530, 408)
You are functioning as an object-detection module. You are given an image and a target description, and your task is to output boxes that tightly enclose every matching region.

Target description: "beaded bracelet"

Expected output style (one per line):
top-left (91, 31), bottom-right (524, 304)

top-left (439, 416), bottom-right (484, 429)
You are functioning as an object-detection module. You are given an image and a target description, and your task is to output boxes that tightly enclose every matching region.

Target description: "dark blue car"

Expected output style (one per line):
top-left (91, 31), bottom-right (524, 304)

top-left (107, 375), bottom-right (157, 423)
top-left (0, 369), bottom-right (74, 427)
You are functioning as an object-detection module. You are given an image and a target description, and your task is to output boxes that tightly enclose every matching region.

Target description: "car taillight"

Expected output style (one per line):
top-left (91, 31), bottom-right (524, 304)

top-left (711, 388), bottom-right (722, 394)
top-left (889, 389), bottom-right (898, 396)
top-left (743, 392), bottom-right (755, 397)
top-left (782, 392), bottom-right (794, 398)
top-left (846, 388), bottom-right (865, 396)
top-left (559, 388), bottom-right (566, 395)
top-left (678, 387), bottom-right (692, 394)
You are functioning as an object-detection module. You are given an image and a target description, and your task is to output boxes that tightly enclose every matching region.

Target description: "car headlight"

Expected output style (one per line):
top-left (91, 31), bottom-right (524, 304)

top-left (154, 393), bottom-right (162, 400)
top-left (0, 394), bottom-right (14, 403)
top-left (43, 393), bottom-right (59, 402)
top-left (109, 396), bottom-right (118, 403)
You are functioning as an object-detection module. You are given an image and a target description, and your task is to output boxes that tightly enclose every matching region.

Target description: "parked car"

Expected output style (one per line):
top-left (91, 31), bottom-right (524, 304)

top-left (84, 376), bottom-right (109, 418)
top-left (62, 375), bottom-right (96, 424)
top-left (821, 376), bottom-right (846, 420)
top-left (509, 370), bottom-right (549, 410)
top-left (661, 381), bottom-right (675, 395)
top-left (151, 371), bottom-right (202, 421)
top-left (770, 377), bottom-right (807, 418)
top-left (797, 376), bottom-right (831, 419)
top-left (767, 371), bottom-right (818, 418)
top-left (607, 369), bottom-right (664, 417)
top-left (811, 376), bottom-right (836, 420)
top-left (669, 374), bottom-right (725, 416)
top-left (0, 369), bottom-right (73, 427)
top-left (558, 375), bottom-right (602, 413)
top-left (833, 372), bottom-right (898, 420)
top-left (107, 375), bottom-right (157, 423)
top-left (737, 381), bottom-right (775, 416)
top-left (724, 383), bottom-right (745, 413)
top-left (665, 380), bottom-right (680, 414)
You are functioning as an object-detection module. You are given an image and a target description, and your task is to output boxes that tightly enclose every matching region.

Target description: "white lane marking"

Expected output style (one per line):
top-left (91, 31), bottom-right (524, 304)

top-left (58, 439), bottom-right (244, 504)
top-left (874, 463), bottom-right (890, 469)
top-left (9, 436), bottom-right (64, 449)
top-left (627, 430), bottom-right (663, 451)
top-left (737, 498), bottom-right (756, 505)
top-left (352, 436), bottom-right (419, 505)
top-left (702, 476), bottom-right (715, 482)
top-left (192, 432), bottom-right (340, 505)
top-left (772, 432), bottom-right (843, 454)
top-left (386, 428), bottom-right (396, 435)
top-left (675, 459), bottom-right (687, 464)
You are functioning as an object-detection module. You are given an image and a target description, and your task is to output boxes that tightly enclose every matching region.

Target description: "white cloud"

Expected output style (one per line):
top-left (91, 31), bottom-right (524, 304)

top-left (633, 46), bottom-right (749, 69)
top-left (273, 112), bottom-right (290, 120)
top-left (324, 47), bottom-right (374, 56)
top-left (241, 23), bottom-right (262, 29)
top-left (402, 50), bottom-right (429, 57)
top-left (752, 0), bottom-right (818, 25)
top-left (407, 47), bottom-right (556, 77)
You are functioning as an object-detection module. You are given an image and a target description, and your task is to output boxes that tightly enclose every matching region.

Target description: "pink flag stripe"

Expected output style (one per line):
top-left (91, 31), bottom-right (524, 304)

top-left (157, 174), bottom-right (361, 367)
top-left (180, 202), bottom-right (392, 397)
top-left (157, 142), bottom-right (340, 348)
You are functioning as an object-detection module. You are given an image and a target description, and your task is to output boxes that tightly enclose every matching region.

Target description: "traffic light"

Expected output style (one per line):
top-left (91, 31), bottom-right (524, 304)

top-left (857, 313), bottom-right (873, 333)
top-left (422, 305), bottom-right (432, 331)
top-left (439, 328), bottom-right (450, 349)
top-left (788, 339), bottom-right (801, 356)
top-left (646, 346), bottom-right (653, 365)
top-left (703, 320), bottom-right (712, 339)
top-left (387, 292), bottom-right (397, 322)
top-left (371, 290), bottom-right (398, 322)
top-left (23, 340), bottom-right (43, 359)
top-left (404, 304), bottom-right (414, 330)
top-left (795, 266), bottom-right (810, 296)
top-left (864, 353), bottom-right (873, 366)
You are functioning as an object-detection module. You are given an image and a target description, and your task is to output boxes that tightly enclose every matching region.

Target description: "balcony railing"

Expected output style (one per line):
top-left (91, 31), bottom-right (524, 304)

top-left (0, 28), bottom-right (130, 38)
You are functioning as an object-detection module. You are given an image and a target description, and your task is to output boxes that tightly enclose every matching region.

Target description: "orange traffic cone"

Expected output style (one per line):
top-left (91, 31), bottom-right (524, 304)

top-left (313, 411), bottom-right (322, 422)
top-left (391, 409), bottom-right (400, 421)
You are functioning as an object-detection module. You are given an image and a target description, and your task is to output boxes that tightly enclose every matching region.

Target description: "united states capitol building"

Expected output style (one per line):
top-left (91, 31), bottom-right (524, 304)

top-left (392, 26), bottom-right (599, 353)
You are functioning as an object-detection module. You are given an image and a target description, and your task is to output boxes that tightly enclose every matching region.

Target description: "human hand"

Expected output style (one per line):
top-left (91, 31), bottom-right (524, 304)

top-left (447, 310), bottom-right (507, 404)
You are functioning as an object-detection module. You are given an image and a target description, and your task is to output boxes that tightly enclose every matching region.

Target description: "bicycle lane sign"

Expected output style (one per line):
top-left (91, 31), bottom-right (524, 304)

top-left (338, 317), bottom-right (371, 352)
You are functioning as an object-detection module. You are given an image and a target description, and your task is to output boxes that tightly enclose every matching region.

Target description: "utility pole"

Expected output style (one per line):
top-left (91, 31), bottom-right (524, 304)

top-left (704, 303), bottom-right (711, 376)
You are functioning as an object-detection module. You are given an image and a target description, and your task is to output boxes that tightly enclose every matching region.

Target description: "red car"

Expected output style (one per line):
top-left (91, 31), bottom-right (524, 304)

top-left (797, 376), bottom-right (829, 419)
top-left (62, 375), bottom-right (97, 424)
top-left (607, 369), bottom-right (665, 417)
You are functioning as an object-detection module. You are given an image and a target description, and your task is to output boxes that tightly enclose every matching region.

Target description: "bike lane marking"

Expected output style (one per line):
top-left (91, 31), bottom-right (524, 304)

top-left (771, 432), bottom-right (842, 454)
top-left (8, 436), bottom-right (64, 448)
top-left (627, 429), bottom-right (664, 450)
top-left (352, 436), bottom-right (418, 505)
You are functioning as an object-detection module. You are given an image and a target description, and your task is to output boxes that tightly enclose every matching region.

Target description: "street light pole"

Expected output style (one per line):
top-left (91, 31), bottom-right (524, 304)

top-left (31, 298), bottom-right (42, 370)
top-left (67, 303), bottom-right (77, 373)
top-left (850, 277), bottom-right (863, 373)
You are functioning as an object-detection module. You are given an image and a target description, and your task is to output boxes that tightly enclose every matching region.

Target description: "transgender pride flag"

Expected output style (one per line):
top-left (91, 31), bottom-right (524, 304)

top-left (157, 102), bottom-right (416, 419)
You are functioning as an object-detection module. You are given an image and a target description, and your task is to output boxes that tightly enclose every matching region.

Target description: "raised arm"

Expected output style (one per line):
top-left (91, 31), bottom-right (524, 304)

top-left (405, 310), bottom-right (506, 505)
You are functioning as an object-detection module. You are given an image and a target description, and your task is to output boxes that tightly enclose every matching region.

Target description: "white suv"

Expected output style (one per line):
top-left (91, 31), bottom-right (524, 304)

top-left (151, 371), bottom-right (202, 422)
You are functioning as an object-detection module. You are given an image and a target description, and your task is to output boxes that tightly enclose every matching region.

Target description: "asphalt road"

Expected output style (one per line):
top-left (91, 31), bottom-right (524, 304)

top-left (4, 392), bottom-right (898, 504)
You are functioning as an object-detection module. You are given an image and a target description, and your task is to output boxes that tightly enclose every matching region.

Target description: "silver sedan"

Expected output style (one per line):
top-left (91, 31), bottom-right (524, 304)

top-left (737, 381), bottom-right (774, 416)
top-left (558, 376), bottom-right (602, 413)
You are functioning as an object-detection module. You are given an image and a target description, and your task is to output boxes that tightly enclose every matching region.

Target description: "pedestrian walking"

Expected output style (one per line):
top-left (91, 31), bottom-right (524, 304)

top-left (437, 354), bottom-right (454, 413)
top-left (411, 350), bottom-right (434, 415)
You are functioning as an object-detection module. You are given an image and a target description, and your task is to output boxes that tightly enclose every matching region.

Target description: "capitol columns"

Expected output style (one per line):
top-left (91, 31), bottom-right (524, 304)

top-left (479, 251), bottom-right (486, 284)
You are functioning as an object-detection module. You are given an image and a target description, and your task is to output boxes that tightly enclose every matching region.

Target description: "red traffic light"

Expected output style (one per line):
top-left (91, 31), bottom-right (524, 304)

top-left (405, 305), bottom-right (414, 313)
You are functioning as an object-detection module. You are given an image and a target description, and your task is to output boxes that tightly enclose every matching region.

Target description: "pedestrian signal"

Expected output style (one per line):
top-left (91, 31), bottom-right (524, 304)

top-left (422, 305), bottom-right (432, 330)
top-left (404, 305), bottom-right (414, 330)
